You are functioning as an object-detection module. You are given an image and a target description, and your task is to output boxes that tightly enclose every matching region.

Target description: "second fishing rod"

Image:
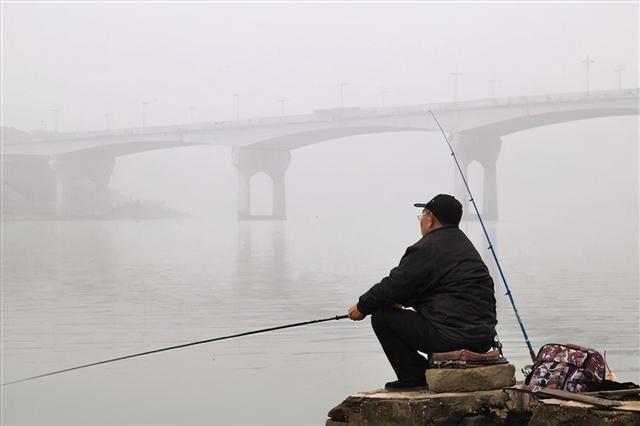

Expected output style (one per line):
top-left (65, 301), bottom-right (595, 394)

top-left (429, 110), bottom-right (536, 363)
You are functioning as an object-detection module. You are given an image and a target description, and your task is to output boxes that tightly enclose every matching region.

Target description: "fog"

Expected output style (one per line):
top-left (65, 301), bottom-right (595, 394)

top-left (4, 3), bottom-right (638, 130)
top-left (4, 2), bottom-right (638, 218)
top-left (2, 2), bottom-right (639, 425)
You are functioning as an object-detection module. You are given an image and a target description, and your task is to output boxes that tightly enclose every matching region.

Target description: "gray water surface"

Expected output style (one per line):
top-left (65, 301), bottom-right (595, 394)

top-left (2, 218), bottom-right (638, 425)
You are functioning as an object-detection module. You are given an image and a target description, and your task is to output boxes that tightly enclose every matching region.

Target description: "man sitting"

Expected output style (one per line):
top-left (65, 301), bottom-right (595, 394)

top-left (348, 194), bottom-right (497, 390)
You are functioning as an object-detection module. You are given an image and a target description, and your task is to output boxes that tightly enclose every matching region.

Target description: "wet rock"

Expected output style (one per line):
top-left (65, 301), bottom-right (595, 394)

top-left (529, 403), bottom-right (640, 425)
top-left (328, 381), bottom-right (640, 425)
top-left (426, 364), bottom-right (516, 393)
top-left (326, 388), bottom-right (510, 425)
top-left (503, 386), bottom-right (540, 413)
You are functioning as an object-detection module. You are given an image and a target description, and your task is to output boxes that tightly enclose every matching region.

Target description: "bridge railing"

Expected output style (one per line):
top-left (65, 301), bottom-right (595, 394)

top-left (11, 88), bottom-right (639, 144)
top-left (428, 88), bottom-right (639, 111)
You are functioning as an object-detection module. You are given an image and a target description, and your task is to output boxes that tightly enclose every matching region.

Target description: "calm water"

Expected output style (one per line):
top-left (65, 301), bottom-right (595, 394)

top-left (2, 217), bottom-right (638, 425)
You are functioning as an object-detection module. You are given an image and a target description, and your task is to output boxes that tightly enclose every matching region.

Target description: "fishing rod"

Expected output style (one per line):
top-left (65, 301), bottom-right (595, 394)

top-left (2, 314), bottom-right (349, 386)
top-left (429, 110), bottom-right (537, 363)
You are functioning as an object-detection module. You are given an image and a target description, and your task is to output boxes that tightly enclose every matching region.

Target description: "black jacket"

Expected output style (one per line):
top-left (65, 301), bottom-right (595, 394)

top-left (357, 226), bottom-right (497, 346)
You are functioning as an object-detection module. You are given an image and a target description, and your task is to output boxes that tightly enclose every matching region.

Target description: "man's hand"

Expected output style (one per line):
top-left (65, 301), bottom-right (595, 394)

top-left (348, 305), bottom-right (365, 321)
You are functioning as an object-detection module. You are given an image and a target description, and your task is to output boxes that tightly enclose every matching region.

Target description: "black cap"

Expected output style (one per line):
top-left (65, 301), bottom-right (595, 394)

top-left (414, 194), bottom-right (463, 226)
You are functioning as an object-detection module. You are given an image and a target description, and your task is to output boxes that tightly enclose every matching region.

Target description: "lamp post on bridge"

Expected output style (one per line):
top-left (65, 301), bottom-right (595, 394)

top-left (450, 72), bottom-right (462, 102)
top-left (614, 67), bottom-right (624, 90)
top-left (379, 87), bottom-right (386, 107)
top-left (488, 79), bottom-right (500, 99)
top-left (50, 109), bottom-right (61, 133)
top-left (188, 105), bottom-right (195, 125)
top-left (277, 98), bottom-right (286, 116)
top-left (581, 54), bottom-right (595, 93)
top-left (339, 82), bottom-right (347, 108)
top-left (104, 112), bottom-right (111, 130)
top-left (233, 94), bottom-right (240, 120)
top-left (141, 102), bottom-right (149, 129)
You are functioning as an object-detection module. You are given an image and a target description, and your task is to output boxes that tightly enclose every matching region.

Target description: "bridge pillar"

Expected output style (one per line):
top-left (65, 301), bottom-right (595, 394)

top-left (51, 155), bottom-right (115, 218)
top-left (451, 133), bottom-right (502, 220)
top-left (231, 147), bottom-right (291, 220)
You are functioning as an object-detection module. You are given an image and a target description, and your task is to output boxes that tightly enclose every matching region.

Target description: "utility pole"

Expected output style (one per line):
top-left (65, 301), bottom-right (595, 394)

top-left (277, 98), bottom-right (286, 116)
top-left (339, 82), bottom-right (347, 108)
top-left (488, 79), bottom-right (500, 99)
top-left (614, 66), bottom-right (623, 90)
top-left (50, 109), bottom-right (61, 133)
top-left (233, 94), bottom-right (240, 120)
top-left (141, 102), bottom-right (149, 129)
top-left (581, 54), bottom-right (595, 93)
top-left (450, 72), bottom-right (462, 102)
top-left (379, 87), bottom-right (386, 107)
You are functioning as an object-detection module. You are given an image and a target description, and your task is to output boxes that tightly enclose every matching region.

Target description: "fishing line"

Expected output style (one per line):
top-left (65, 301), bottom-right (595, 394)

top-left (429, 110), bottom-right (537, 363)
top-left (2, 314), bottom-right (349, 386)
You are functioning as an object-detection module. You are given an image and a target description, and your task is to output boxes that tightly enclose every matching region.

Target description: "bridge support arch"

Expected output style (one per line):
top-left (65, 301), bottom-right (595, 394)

top-left (51, 154), bottom-right (115, 218)
top-left (451, 133), bottom-right (502, 220)
top-left (232, 147), bottom-right (291, 220)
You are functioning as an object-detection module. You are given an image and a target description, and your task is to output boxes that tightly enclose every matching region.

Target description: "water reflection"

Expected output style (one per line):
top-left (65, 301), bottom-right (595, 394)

top-left (235, 221), bottom-right (289, 298)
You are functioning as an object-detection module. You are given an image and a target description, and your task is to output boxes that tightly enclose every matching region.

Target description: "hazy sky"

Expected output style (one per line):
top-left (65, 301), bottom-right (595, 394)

top-left (2, 2), bottom-right (638, 221)
top-left (3, 2), bottom-right (638, 132)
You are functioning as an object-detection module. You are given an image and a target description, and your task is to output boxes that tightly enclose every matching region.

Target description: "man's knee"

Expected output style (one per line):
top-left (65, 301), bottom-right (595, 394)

top-left (370, 306), bottom-right (397, 330)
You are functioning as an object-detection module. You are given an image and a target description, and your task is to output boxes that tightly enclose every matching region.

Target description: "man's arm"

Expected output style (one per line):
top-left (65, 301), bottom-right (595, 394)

top-left (354, 244), bottom-right (432, 317)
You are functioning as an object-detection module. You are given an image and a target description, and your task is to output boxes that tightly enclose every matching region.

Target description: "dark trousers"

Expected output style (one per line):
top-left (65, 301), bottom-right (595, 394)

top-left (371, 307), bottom-right (490, 382)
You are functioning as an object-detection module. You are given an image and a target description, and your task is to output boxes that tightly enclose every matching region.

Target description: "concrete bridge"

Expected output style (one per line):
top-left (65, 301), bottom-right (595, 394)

top-left (3, 88), bottom-right (638, 219)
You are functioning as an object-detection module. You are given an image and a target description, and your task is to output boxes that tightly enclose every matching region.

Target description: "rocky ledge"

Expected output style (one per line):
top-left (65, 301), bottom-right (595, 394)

top-left (327, 388), bottom-right (517, 425)
top-left (327, 388), bottom-right (640, 425)
top-left (327, 363), bottom-right (640, 425)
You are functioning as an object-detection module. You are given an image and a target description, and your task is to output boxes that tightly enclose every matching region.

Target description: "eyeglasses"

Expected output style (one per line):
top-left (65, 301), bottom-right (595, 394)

top-left (417, 210), bottom-right (431, 221)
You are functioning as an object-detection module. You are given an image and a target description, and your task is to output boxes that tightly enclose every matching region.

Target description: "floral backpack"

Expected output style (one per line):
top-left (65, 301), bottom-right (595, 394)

top-left (525, 343), bottom-right (606, 392)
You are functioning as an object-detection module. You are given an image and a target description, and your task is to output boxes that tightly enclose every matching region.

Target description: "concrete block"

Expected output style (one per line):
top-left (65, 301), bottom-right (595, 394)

top-left (426, 363), bottom-right (516, 393)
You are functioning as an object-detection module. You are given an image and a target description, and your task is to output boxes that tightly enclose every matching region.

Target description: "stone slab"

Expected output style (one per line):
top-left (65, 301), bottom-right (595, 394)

top-left (426, 363), bottom-right (516, 393)
top-left (327, 388), bottom-right (510, 425)
top-left (327, 381), bottom-right (640, 425)
top-left (529, 402), bottom-right (640, 425)
top-left (539, 398), bottom-right (640, 412)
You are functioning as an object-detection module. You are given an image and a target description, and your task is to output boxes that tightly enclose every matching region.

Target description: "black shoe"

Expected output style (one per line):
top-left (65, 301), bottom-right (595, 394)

top-left (384, 379), bottom-right (428, 391)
